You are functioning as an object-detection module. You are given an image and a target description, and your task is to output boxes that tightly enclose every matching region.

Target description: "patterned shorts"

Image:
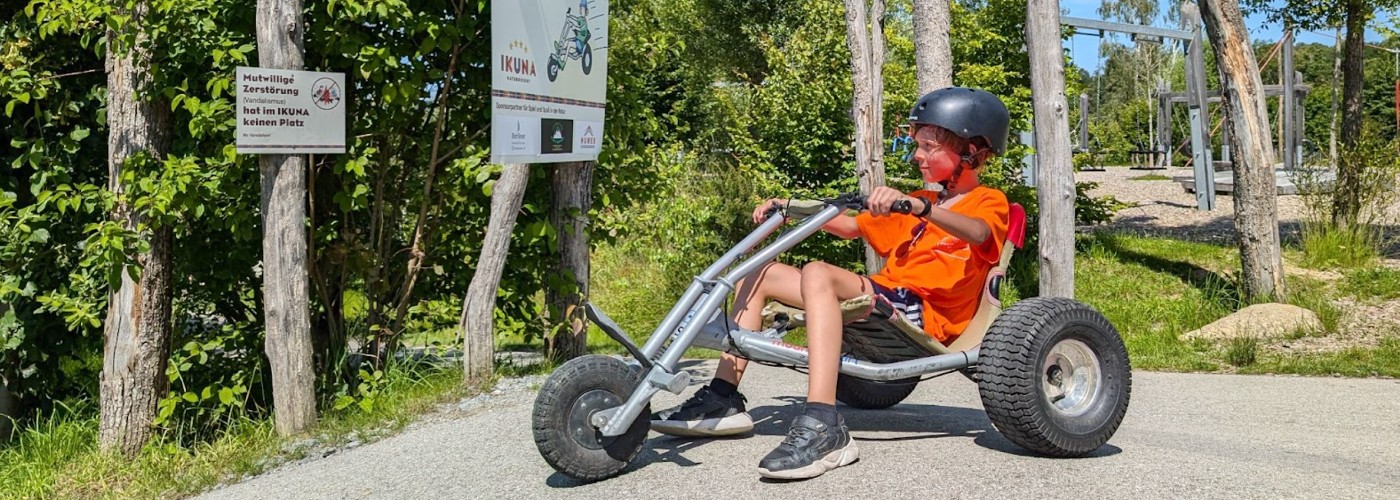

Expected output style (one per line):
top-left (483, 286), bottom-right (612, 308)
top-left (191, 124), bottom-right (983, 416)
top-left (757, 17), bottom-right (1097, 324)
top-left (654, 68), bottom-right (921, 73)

top-left (870, 282), bottom-right (924, 329)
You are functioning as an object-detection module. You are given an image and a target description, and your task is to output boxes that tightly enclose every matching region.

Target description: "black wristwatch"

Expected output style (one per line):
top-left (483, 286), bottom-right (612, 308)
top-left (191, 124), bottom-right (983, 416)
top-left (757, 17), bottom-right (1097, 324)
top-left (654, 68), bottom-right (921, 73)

top-left (914, 196), bottom-right (933, 217)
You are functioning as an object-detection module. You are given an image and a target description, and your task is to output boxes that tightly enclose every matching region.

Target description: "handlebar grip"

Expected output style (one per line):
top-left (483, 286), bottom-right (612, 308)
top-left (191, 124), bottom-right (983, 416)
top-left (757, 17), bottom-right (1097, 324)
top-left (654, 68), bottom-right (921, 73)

top-left (891, 200), bottom-right (913, 214)
top-left (763, 203), bottom-right (785, 220)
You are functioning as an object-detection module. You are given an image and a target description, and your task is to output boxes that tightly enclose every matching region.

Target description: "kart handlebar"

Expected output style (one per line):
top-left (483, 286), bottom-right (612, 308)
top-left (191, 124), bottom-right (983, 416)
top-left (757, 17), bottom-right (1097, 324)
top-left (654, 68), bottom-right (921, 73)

top-left (764, 193), bottom-right (915, 221)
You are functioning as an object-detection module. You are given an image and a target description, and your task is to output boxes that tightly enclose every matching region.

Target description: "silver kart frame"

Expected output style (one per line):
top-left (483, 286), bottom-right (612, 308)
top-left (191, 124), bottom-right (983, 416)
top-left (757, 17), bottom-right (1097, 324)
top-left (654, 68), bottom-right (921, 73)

top-left (586, 198), bottom-right (977, 437)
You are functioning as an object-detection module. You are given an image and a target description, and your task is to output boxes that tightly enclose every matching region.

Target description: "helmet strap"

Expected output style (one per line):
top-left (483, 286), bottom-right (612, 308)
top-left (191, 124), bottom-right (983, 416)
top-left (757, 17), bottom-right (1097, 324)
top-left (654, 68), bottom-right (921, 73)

top-left (938, 154), bottom-right (974, 203)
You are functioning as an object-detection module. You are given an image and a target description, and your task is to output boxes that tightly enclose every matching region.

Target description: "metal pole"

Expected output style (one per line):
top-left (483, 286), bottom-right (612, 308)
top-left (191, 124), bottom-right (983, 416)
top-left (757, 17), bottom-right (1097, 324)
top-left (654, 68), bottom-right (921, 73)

top-left (1080, 93), bottom-right (1090, 149)
top-left (1187, 24), bottom-right (1215, 210)
top-left (1282, 29), bottom-right (1296, 172)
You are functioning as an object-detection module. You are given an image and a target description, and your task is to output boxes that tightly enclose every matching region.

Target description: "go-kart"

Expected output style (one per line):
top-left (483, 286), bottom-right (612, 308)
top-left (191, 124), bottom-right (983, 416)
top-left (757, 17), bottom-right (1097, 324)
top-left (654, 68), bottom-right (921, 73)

top-left (532, 193), bottom-right (1132, 481)
top-left (547, 7), bottom-right (593, 82)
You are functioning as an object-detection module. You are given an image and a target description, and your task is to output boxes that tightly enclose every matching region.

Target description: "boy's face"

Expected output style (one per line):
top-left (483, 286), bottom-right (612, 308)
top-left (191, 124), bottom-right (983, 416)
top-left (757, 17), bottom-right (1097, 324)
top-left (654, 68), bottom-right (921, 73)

top-left (910, 125), bottom-right (963, 184)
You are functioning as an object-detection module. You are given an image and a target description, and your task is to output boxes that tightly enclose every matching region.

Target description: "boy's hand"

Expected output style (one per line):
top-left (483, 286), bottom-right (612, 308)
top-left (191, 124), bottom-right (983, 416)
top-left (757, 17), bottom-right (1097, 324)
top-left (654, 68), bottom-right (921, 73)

top-left (866, 186), bottom-right (917, 216)
top-left (753, 198), bottom-right (785, 224)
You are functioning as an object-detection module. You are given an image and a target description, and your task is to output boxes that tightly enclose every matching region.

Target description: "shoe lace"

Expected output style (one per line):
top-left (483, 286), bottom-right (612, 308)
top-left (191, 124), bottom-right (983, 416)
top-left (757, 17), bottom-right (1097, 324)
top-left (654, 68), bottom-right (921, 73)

top-left (780, 422), bottom-right (818, 448)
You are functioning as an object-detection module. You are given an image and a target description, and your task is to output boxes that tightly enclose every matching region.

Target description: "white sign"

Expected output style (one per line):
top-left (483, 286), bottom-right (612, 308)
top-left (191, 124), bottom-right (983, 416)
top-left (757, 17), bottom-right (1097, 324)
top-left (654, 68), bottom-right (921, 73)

top-left (235, 67), bottom-right (346, 154)
top-left (491, 0), bottom-right (608, 164)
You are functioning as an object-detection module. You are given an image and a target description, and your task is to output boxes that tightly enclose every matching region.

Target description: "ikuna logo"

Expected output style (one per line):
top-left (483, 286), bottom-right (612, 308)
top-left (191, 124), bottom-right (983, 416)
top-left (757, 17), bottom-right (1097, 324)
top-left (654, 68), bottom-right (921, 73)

top-left (502, 40), bottom-right (535, 79)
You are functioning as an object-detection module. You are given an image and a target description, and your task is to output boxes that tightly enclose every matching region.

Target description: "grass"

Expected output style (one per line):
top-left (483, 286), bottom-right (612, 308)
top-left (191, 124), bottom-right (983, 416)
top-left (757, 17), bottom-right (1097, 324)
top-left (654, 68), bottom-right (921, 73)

top-left (1339, 266), bottom-right (1400, 302)
top-left (570, 230), bottom-right (1399, 378)
top-left (1299, 223), bottom-right (1382, 270)
top-left (0, 364), bottom-right (482, 499)
top-left (1128, 174), bottom-right (1172, 181)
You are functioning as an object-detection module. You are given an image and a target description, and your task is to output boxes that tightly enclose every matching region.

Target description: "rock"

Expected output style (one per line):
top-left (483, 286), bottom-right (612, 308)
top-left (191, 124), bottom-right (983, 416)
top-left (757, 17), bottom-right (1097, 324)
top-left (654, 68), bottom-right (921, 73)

top-left (1180, 303), bottom-right (1322, 341)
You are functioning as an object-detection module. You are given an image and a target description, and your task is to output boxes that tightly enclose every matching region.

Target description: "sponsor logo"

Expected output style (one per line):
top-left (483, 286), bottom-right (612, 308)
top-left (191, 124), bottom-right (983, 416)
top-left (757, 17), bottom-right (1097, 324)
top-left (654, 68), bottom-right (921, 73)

top-left (540, 118), bottom-right (574, 154)
top-left (580, 125), bottom-right (598, 148)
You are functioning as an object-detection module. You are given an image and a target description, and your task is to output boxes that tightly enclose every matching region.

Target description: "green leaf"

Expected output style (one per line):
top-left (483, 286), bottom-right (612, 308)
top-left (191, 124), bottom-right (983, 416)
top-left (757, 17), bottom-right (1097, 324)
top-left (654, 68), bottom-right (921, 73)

top-left (218, 387), bottom-right (235, 405)
top-left (5, 101), bottom-right (14, 118)
top-left (182, 391), bottom-right (198, 403)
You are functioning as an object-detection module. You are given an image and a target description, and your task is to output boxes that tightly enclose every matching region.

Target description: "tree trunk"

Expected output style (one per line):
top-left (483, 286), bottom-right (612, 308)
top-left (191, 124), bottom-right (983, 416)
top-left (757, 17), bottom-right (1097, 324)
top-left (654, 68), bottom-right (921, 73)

top-left (843, 0), bottom-right (888, 274)
top-left (1026, 0), bottom-right (1075, 298)
top-left (1332, 0), bottom-right (1368, 226)
top-left (1199, 0), bottom-right (1286, 301)
top-left (912, 0), bottom-right (953, 94)
top-left (256, 0), bottom-right (316, 437)
top-left (546, 162), bottom-right (594, 361)
top-left (459, 164), bottom-right (531, 380)
top-left (99, 0), bottom-right (174, 458)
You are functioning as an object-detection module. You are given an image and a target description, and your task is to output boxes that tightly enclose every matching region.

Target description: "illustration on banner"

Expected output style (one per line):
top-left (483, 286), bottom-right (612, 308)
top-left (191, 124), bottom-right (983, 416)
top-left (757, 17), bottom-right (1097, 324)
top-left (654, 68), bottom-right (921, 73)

top-left (547, 0), bottom-right (594, 82)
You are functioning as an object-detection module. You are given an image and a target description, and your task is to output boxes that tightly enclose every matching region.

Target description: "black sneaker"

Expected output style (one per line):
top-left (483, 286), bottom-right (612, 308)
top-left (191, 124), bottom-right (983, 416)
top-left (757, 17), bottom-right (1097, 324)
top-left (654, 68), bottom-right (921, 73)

top-left (650, 385), bottom-right (754, 437)
top-left (757, 414), bottom-right (859, 479)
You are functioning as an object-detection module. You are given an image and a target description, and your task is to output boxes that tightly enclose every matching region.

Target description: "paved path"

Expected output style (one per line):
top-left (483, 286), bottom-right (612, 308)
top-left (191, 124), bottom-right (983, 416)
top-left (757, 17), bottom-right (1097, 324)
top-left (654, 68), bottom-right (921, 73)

top-left (201, 361), bottom-right (1400, 499)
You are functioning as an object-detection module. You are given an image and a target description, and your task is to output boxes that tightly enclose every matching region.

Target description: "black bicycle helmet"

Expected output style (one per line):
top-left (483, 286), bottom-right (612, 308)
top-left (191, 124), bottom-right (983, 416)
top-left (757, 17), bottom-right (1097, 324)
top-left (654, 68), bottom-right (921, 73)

top-left (907, 87), bottom-right (1011, 155)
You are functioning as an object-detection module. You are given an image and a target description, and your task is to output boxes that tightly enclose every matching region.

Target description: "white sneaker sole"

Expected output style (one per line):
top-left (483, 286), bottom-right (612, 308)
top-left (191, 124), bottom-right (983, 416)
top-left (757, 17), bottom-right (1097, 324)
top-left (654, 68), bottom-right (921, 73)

top-left (757, 440), bottom-right (860, 480)
top-left (651, 413), bottom-right (755, 437)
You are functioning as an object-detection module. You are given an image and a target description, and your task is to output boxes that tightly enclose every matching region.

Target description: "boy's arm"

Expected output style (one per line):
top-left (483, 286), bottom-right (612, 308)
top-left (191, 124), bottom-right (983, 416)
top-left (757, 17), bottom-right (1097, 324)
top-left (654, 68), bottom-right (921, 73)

top-left (910, 198), bottom-right (991, 245)
top-left (820, 215), bottom-right (861, 239)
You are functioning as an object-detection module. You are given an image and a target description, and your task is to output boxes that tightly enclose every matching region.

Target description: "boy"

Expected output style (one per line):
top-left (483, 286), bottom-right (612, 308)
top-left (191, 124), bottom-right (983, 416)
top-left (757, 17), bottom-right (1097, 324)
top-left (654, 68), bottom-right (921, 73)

top-left (651, 87), bottom-right (1013, 479)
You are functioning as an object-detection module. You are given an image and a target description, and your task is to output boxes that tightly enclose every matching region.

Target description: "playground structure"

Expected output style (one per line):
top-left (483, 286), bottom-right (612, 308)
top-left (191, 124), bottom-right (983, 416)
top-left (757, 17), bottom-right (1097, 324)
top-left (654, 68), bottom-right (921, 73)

top-left (1059, 18), bottom-right (1316, 210)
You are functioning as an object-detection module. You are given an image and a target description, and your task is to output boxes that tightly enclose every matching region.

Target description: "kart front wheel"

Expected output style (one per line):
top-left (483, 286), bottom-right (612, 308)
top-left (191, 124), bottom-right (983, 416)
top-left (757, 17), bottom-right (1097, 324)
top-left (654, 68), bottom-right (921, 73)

top-left (581, 42), bottom-right (593, 75)
top-left (532, 355), bottom-right (650, 481)
top-left (977, 297), bottom-right (1131, 457)
top-left (547, 56), bottom-right (561, 82)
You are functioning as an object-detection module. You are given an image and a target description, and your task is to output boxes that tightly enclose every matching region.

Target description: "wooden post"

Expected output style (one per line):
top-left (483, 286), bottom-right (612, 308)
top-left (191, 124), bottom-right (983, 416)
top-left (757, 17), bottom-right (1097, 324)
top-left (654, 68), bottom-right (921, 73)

top-left (546, 161), bottom-right (594, 361)
top-left (1186, 15), bottom-right (1215, 211)
top-left (912, 0), bottom-right (953, 93)
top-left (99, 0), bottom-right (175, 457)
top-left (1026, 0), bottom-right (1074, 298)
top-left (256, 0), bottom-right (316, 436)
top-left (459, 164), bottom-right (531, 380)
top-left (1197, 0), bottom-right (1287, 301)
top-left (843, 0), bottom-right (888, 274)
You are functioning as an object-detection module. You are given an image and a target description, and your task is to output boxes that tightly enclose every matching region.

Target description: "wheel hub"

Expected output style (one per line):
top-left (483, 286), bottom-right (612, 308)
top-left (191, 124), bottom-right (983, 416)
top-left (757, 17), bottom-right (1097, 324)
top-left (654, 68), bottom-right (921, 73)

top-left (568, 389), bottom-right (622, 450)
top-left (1042, 338), bottom-right (1102, 417)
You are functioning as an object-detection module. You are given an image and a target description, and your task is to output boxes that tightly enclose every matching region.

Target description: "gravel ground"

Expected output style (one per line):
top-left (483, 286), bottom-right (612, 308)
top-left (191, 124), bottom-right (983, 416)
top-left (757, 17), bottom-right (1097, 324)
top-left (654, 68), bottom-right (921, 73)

top-left (200, 362), bottom-right (1400, 499)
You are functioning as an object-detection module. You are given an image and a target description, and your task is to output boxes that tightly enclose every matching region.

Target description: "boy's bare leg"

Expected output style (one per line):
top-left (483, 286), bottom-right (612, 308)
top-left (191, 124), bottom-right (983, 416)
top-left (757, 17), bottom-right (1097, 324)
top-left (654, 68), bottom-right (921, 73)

top-left (713, 262), bottom-right (804, 386)
top-left (796, 262), bottom-right (870, 405)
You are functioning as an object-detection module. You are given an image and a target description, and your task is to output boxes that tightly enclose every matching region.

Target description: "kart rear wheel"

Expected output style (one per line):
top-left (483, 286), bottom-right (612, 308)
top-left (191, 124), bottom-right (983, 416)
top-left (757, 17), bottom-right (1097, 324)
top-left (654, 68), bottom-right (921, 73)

top-left (581, 42), bottom-right (593, 75)
top-left (977, 297), bottom-right (1131, 457)
top-left (835, 374), bottom-right (918, 409)
top-left (532, 355), bottom-right (649, 481)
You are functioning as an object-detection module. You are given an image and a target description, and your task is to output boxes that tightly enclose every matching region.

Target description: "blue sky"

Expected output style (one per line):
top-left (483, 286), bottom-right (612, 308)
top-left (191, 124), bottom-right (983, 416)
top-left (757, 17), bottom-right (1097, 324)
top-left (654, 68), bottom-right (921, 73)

top-left (1061, 0), bottom-right (1397, 74)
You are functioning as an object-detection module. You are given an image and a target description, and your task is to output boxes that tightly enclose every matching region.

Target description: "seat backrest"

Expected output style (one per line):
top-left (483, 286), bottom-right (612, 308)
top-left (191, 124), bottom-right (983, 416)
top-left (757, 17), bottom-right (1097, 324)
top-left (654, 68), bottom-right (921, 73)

top-left (946, 203), bottom-right (1026, 352)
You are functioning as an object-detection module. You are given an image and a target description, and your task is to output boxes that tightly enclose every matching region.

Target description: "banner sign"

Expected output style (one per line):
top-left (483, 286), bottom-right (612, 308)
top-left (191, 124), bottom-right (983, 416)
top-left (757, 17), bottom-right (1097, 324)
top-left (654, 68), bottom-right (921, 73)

top-left (235, 67), bottom-right (346, 154)
top-left (491, 0), bottom-right (609, 164)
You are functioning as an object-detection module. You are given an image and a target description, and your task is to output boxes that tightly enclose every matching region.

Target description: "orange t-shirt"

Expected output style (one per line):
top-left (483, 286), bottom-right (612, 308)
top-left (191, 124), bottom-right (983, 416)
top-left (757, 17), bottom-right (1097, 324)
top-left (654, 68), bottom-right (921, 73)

top-left (855, 186), bottom-right (1010, 344)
